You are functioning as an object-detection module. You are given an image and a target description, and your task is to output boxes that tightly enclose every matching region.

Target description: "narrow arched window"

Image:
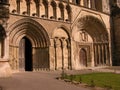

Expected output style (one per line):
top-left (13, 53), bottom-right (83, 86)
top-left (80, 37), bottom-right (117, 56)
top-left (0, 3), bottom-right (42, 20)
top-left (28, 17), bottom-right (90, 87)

top-left (76, 0), bottom-right (80, 5)
top-left (94, 0), bottom-right (103, 11)
top-left (51, 1), bottom-right (57, 19)
top-left (43, 0), bottom-right (48, 18)
top-left (16, 0), bottom-right (20, 14)
top-left (91, 0), bottom-right (96, 9)
top-left (26, 0), bottom-right (31, 15)
top-left (84, 0), bottom-right (89, 7)
top-left (59, 3), bottom-right (64, 20)
top-left (66, 5), bottom-right (72, 22)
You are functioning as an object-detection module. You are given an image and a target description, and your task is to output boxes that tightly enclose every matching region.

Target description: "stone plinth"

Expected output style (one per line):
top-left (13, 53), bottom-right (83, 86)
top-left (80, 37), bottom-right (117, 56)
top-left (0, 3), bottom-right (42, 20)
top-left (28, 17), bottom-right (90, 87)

top-left (0, 59), bottom-right (12, 77)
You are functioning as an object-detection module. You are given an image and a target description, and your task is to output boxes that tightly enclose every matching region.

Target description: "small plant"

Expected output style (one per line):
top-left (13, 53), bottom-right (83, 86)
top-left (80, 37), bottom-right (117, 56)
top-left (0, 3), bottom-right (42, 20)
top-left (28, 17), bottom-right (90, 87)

top-left (61, 70), bottom-right (67, 79)
top-left (90, 80), bottom-right (95, 87)
top-left (70, 74), bottom-right (74, 82)
top-left (79, 76), bottom-right (82, 83)
top-left (104, 84), bottom-right (112, 90)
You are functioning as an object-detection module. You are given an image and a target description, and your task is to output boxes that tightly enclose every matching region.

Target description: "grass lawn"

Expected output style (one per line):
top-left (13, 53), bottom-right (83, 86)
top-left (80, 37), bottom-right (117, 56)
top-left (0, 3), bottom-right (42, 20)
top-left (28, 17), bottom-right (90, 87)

top-left (64, 72), bottom-right (120, 90)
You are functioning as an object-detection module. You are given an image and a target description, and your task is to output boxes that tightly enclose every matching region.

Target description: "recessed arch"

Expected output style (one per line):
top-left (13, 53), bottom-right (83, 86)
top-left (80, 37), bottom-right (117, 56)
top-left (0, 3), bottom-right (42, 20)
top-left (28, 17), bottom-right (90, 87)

top-left (8, 18), bottom-right (50, 71)
top-left (66, 4), bottom-right (72, 22)
top-left (8, 18), bottom-right (50, 47)
top-left (52, 25), bottom-right (71, 39)
top-left (51, 25), bottom-right (71, 70)
top-left (59, 2), bottom-right (64, 20)
top-left (51, 0), bottom-right (57, 19)
top-left (74, 15), bottom-right (108, 42)
top-left (72, 15), bottom-right (110, 68)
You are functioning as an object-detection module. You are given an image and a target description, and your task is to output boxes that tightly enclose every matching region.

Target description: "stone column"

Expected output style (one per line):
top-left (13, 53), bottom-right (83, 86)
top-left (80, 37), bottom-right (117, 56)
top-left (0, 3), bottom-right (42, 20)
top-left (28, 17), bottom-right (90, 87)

top-left (60, 38), bottom-right (64, 70)
top-left (105, 43), bottom-right (110, 65)
top-left (49, 39), bottom-right (55, 70)
top-left (101, 44), bottom-right (105, 65)
top-left (96, 44), bottom-right (99, 65)
top-left (67, 39), bottom-right (71, 70)
top-left (93, 44), bottom-right (97, 66)
top-left (54, 38), bottom-right (57, 70)
top-left (98, 44), bottom-right (101, 65)
top-left (0, 38), bottom-right (12, 77)
top-left (55, 38), bottom-right (62, 70)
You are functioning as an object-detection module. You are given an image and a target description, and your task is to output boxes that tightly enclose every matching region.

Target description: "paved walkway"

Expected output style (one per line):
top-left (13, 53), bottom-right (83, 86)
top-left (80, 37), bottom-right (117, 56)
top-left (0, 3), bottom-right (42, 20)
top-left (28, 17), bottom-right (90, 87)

top-left (0, 71), bottom-right (90, 90)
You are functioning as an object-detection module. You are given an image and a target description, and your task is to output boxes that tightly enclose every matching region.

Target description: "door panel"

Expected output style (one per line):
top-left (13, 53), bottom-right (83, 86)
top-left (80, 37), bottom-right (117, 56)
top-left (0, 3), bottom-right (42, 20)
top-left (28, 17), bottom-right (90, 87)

top-left (79, 49), bottom-right (87, 67)
top-left (19, 38), bottom-right (25, 71)
top-left (19, 37), bottom-right (33, 71)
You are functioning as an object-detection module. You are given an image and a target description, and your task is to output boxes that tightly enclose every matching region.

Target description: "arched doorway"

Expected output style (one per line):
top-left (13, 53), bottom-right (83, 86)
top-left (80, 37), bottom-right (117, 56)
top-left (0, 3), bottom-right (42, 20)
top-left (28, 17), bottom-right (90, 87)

top-left (19, 37), bottom-right (33, 71)
top-left (8, 18), bottom-right (50, 71)
top-left (79, 49), bottom-right (87, 67)
top-left (72, 15), bottom-right (110, 68)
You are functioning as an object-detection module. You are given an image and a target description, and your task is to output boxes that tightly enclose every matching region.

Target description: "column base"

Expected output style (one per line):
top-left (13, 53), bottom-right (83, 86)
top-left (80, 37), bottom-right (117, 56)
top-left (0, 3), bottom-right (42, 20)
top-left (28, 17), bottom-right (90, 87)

top-left (0, 60), bottom-right (12, 77)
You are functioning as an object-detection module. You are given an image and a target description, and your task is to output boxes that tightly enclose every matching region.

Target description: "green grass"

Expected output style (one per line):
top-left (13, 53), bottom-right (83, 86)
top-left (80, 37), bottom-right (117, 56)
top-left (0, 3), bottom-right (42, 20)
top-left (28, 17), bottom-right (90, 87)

top-left (64, 72), bottom-right (120, 90)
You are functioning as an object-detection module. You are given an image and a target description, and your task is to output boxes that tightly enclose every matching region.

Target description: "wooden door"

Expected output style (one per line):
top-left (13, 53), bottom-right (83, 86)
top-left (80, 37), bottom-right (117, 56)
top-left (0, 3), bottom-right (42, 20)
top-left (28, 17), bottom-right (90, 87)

top-left (80, 48), bottom-right (87, 67)
top-left (19, 38), bottom-right (25, 71)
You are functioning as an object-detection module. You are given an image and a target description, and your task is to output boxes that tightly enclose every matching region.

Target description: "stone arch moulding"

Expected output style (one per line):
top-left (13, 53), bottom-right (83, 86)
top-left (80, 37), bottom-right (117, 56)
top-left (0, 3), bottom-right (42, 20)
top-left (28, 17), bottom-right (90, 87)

top-left (8, 18), bottom-right (50, 47)
top-left (52, 25), bottom-right (71, 38)
top-left (50, 25), bottom-right (72, 70)
top-left (8, 18), bottom-right (51, 71)
top-left (72, 15), bottom-right (110, 68)
top-left (72, 15), bottom-right (108, 42)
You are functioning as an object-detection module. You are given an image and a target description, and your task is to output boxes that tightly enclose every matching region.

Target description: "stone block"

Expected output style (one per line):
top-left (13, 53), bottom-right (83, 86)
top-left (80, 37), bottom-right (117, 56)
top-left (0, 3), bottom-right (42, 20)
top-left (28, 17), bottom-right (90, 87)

top-left (0, 61), bottom-right (12, 77)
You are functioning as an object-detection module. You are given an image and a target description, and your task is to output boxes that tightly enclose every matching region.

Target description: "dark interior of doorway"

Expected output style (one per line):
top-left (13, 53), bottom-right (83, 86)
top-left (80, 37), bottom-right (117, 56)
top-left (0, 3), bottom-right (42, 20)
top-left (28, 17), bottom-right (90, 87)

top-left (24, 37), bottom-right (33, 71)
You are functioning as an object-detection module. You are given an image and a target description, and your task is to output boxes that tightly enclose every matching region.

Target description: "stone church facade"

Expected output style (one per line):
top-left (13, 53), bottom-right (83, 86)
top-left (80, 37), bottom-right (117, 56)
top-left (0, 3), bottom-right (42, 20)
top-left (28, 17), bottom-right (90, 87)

top-left (0, 0), bottom-right (119, 77)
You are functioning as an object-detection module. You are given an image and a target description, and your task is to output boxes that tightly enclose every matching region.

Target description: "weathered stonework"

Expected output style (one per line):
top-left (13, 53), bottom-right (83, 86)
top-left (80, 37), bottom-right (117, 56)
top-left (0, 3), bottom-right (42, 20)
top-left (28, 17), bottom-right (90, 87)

top-left (0, 0), bottom-right (117, 77)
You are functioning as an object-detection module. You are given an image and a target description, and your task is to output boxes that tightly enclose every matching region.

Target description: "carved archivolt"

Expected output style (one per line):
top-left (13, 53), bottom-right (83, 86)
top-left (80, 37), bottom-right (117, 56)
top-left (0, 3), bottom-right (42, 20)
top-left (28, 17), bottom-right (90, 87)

top-left (72, 15), bottom-right (110, 68)
top-left (51, 27), bottom-right (71, 70)
top-left (8, 18), bottom-right (50, 47)
top-left (8, 18), bottom-right (50, 70)
top-left (73, 15), bottom-right (108, 42)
